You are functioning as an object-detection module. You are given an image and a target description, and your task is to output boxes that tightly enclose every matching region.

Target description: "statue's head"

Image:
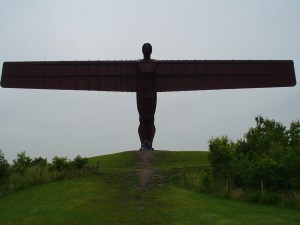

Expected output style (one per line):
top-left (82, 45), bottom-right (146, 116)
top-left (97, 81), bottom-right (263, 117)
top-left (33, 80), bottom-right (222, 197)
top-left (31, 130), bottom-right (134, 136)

top-left (142, 43), bottom-right (152, 60)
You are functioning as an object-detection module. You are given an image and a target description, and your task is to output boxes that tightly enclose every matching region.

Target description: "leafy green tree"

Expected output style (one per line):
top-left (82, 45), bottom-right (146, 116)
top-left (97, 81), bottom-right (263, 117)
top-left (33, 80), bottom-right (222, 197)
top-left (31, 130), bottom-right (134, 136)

top-left (12, 151), bottom-right (32, 172)
top-left (208, 136), bottom-right (235, 179)
top-left (32, 157), bottom-right (48, 167)
top-left (288, 120), bottom-right (300, 147)
top-left (286, 121), bottom-right (300, 189)
top-left (0, 150), bottom-right (10, 181)
top-left (73, 155), bottom-right (88, 170)
top-left (242, 116), bottom-right (288, 159)
top-left (209, 116), bottom-right (300, 191)
top-left (51, 156), bottom-right (69, 172)
top-left (236, 117), bottom-right (289, 189)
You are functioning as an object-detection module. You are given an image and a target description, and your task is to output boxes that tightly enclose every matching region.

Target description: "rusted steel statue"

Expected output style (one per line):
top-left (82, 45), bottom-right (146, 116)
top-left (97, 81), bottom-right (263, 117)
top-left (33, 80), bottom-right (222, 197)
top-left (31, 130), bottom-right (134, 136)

top-left (1, 43), bottom-right (296, 150)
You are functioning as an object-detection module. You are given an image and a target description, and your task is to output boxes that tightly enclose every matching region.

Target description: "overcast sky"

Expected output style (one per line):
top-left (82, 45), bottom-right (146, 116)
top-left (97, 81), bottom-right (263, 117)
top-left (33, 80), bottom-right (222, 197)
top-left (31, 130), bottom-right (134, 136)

top-left (0, 0), bottom-right (299, 162)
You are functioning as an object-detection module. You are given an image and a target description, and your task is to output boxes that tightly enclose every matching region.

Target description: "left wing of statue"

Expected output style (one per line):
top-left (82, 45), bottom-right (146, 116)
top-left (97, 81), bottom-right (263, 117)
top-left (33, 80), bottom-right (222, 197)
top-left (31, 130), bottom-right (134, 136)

top-left (155, 60), bottom-right (296, 92)
top-left (1, 61), bottom-right (138, 92)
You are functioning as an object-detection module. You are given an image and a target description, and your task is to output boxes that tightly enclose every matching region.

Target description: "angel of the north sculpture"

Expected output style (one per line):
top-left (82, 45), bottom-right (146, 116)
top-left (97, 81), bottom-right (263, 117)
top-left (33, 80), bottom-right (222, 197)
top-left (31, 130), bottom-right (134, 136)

top-left (0, 43), bottom-right (296, 150)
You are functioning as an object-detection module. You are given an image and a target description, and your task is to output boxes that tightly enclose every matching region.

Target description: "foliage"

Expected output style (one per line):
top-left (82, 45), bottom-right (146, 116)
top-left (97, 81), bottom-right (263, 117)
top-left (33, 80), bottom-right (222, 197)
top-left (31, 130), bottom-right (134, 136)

top-left (208, 135), bottom-right (234, 179)
top-left (0, 152), bottom-right (98, 197)
top-left (73, 155), bottom-right (88, 170)
top-left (12, 151), bottom-right (32, 172)
top-left (51, 156), bottom-right (69, 172)
top-left (208, 116), bottom-right (300, 191)
top-left (32, 157), bottom-right (48, 167)
top-left (0, 150), bottom-right (10, 181)
top-left (0, 151), bottom-right (300, 225)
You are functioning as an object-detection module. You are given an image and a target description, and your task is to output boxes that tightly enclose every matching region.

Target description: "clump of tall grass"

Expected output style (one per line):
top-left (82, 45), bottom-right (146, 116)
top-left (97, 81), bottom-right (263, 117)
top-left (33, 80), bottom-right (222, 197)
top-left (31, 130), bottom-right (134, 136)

top-left (168, 167), bottom-right (212, 192)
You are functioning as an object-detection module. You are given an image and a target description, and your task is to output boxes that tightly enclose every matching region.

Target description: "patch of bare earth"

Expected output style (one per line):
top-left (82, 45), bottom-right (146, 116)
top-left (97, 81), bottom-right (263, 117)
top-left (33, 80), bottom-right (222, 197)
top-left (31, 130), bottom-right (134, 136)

top-left (133, 150), bottom-right (167, 210)
top-left (136, 151), bottom-right (165, 192)
top-left (136, 151), bottom-right (154, 192)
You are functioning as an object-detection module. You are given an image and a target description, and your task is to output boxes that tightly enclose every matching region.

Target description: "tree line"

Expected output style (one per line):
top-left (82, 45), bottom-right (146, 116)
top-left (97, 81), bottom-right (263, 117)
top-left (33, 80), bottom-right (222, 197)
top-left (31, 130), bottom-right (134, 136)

top-left (0, 151), bottom-right (97, 196)
top-left (208, 116), bottom-right (300, 192)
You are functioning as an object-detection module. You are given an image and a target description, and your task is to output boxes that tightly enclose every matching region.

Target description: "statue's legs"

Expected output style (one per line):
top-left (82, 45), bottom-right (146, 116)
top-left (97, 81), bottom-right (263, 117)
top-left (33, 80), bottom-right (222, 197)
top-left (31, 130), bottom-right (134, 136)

top-left (136, 92), bottom-right (157, 148)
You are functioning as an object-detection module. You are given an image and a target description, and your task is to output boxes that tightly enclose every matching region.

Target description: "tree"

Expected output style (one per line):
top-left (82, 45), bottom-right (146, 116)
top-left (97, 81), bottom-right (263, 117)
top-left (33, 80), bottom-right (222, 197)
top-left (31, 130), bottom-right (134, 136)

top-left (0, 150), bottom-right (10, 181)
top-left (32, 157), bottom-right (48, 167)
top-left (12, 151), bottom-right (32, 172)
top-left (73, 155), bottom-right (88, 170)
top-left (208, 136), bottom-right (235, 179)
top-left (51, 156), bottom-right (69, 172)
top-left (242, 116), bottom-right (288, 159)
top-left (208, 116), bottom-right (300, 191)
top-left (288, 120), bottom-right (300, 147)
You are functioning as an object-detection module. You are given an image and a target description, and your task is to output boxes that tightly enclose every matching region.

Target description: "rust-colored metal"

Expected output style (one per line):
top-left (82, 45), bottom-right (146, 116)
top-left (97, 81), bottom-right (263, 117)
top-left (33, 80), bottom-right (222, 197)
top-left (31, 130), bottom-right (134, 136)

top-left (1, 61), bottom-right (138, 92)
top-left (1, 43), bottom-right (296, 149)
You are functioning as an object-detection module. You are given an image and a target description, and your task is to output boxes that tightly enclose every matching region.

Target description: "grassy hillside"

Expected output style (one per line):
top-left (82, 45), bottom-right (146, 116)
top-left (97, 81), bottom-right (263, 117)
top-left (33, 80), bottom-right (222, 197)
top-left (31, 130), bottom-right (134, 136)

top-left (0, 150), bottom-right (299, 225)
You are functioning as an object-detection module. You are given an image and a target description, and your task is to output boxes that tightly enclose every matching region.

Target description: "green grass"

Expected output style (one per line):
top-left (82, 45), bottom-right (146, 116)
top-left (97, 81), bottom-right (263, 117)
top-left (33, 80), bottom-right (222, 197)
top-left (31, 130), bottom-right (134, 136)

top-left (151, 150), bottom-right (210, 169)
top-left (88, 151), bottom-right (138, 170)
top-left (0, 150), bottom-right (299, 225)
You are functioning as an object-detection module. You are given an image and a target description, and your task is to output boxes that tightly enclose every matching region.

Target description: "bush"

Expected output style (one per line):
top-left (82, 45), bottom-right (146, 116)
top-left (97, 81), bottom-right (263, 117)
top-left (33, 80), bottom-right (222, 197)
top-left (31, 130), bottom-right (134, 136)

top-left (51, 156), bottom-right (69, 172)
top-left (0, 150), bottom-right (9, 181)
top-left (202, 170), bottom-right (212, 188)
top-left (32, 157), bottom-right (48, 167)
top-left (260, 192), bottom-right (280, 205)
top-left (12, 151), bottom-right (32, 172)
top-left (208, 116), bottom-right (300, 191)
top-left (0, 151), bottom-right (96, 197)
top-left (169, 168), bottom-right (213, 192)
top-left (208, 136), bottom-right (234, 179)
top-left (73, 155), bottom-right (88, 170)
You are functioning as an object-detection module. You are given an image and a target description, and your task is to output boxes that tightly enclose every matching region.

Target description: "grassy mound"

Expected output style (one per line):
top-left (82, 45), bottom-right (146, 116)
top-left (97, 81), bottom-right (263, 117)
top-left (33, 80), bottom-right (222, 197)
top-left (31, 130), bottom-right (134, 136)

top-left (0, 150), bottom-right (299, 225)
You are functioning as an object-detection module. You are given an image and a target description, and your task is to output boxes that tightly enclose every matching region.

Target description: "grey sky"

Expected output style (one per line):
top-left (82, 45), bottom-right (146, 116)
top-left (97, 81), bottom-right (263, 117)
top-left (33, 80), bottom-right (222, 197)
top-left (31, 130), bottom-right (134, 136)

top-left (0, 0), bottom-right (299, 162)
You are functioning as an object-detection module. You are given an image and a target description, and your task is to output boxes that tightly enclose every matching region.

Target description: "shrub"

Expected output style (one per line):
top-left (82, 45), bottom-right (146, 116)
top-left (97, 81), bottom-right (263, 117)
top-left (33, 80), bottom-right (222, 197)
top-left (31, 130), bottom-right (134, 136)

top-left (12, 151), bottom-right (32, 172)
top-left (51, 156), bottom-right (69, 172)
top-left (73, 155), bottom-right (88, 170)
top-left (32, 157), bottom-right (48, 167)
top-left (202, 170), bottom-right (212, 188)
top-left (260, 192), bottom-right (280, 205)
top-left (0, 150), bottom-right (9, 181)
top-left (208, 116), bottom-right (300, 191)
top-left (0, 151), bottom-right (96, 197)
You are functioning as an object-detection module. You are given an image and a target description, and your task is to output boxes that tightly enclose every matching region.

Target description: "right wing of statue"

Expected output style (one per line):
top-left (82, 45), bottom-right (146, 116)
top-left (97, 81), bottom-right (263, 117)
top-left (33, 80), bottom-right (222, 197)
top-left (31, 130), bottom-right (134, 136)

top-left (155, 60), bottom-right (296, 92)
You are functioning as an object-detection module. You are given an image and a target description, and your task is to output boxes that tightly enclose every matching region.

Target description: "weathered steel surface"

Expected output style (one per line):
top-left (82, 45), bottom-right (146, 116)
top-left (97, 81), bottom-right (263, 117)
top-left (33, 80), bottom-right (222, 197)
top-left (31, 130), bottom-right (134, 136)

top-left (1, 60), bottom-right (295, 92)
top-left (137, 59), bottom-right (157, 147)
top-left (1, 61), bottom-right (138, 92)
top-left (155, 60), bottom-right (296, 91)
top-left (0, 43), bottom-right (296, 149)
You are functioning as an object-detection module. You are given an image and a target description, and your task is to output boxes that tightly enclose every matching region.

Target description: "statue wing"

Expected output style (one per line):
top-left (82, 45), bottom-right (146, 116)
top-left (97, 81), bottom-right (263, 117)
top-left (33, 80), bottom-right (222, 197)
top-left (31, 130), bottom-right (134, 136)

top-left (155, 60), bottom-right (296, 92)
top-left (1, 61), bottom-right (138, 92)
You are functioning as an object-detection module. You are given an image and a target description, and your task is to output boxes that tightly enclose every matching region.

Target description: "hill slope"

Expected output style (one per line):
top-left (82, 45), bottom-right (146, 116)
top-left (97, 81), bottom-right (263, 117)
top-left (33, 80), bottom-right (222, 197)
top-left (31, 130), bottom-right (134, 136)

top-left (0, 150), bottom-right (299, 225)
